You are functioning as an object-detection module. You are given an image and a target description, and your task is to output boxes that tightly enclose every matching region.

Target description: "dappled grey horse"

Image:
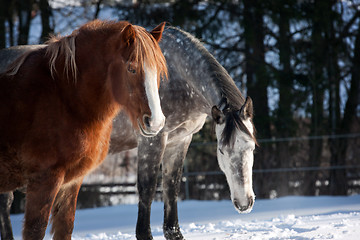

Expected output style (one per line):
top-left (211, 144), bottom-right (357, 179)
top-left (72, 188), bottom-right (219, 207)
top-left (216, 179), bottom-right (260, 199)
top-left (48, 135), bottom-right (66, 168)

top-left (0, 27), bottom-right (257, 240)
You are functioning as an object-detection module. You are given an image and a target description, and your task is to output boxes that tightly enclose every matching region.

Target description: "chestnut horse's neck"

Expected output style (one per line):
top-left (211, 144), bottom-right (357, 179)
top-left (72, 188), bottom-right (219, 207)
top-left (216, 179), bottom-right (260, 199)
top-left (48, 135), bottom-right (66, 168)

top-left (37, 23), bottom-right (122, 122)
top-left (43, 43), bottom-right (119, 123)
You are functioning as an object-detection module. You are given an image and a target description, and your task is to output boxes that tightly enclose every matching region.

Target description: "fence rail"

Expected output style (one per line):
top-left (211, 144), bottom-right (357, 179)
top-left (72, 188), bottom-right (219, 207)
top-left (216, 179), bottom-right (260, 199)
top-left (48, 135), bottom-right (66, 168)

top-left (189, 132), bottom-right (360, 146)
top-left (9, 133), bottom-right (360, 213)
top-left (56, 132), bottom-right (360, 206)
top-left (182, 165), bottom-right (360, 176)
top-left (76, 164), bottom-right (360, 202)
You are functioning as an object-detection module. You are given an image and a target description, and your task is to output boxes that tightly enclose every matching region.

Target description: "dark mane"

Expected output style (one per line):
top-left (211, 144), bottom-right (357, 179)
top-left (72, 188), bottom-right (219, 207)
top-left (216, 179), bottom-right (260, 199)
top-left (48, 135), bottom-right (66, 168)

top-left (166, 27), bottom-right (245, 110)
top-left (204, 47), bottom-right (245, 110)
top-left (165, 27), bottom-right (255, 146)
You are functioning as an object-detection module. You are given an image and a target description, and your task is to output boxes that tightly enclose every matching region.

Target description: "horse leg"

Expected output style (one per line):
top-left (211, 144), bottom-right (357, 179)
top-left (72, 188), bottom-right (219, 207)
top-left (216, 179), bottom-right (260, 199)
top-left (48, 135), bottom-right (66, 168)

top-left (136, 133), bottom-right (167, 240)
top-left (0, 192), bottom-right (14, 240)
top-left (162, 135), bottom-right (192, 240)
top-left (50, 178), bottom-right (83, 240)
top-left (23, 170), bottom-right (64, 240)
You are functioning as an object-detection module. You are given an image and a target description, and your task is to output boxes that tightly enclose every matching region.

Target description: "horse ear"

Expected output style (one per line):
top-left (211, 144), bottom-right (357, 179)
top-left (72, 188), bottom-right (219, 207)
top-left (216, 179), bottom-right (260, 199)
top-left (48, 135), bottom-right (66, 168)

top-left (212, 106), bottom-right (225, 124)
top-left (150, 22), bottom-right (166, 42)
top-left (239, 96), bottom-right (253, 120)
top-left (121, 24), bottom-right (136, 46)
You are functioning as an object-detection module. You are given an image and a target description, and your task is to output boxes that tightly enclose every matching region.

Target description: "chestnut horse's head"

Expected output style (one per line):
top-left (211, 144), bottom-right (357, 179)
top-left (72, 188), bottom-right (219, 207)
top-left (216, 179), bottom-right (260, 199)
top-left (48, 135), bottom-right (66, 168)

top-left (25, 20), bottom-right (167, 137)
top-left (106, 21), bottom-right (168, 137)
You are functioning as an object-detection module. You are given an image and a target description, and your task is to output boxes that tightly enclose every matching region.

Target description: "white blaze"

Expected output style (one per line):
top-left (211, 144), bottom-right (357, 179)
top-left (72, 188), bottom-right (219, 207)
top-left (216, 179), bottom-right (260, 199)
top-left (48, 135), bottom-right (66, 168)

top-left (215, 119), bottom-right (255, 213)
top-left (144, 62), bottom-right (165, 133)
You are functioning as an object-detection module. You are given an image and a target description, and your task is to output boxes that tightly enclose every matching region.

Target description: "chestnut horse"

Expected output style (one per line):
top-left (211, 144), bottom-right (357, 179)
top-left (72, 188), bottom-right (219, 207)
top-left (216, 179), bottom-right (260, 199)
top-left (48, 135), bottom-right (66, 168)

top-left (0, 27), bottom-right (256, 240)
top-left (0, 20), bottom-right (167, 240)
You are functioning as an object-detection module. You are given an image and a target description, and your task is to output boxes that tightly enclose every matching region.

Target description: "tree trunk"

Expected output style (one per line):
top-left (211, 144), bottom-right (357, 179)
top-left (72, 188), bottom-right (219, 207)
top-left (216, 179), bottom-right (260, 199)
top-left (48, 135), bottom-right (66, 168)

top-left (326, 3), bottom-right (347, 196)
top-left (0, 0), bottom-right (5, 49)
top-left (330, 16), bottom-right (360, 195)
top-left (243, 0), bottom-right (272, 198)
top-left (303, 0), bottom-right (329, 196)
top-left (17, 0), bottom-right (33, 45)
top-left (93, 0), bottom-right (104, 19)
top-left (274, 1), bottom-right (296, 197)
top-left (39, 0), bottom-right (53, 43)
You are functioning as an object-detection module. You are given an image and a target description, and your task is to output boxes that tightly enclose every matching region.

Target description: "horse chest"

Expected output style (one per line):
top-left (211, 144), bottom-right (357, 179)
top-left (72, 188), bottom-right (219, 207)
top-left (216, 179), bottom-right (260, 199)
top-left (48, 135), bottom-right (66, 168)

top-left (62, 124), bottom-right (112, 183)
top-left (14, 119), bottom-right (113, 185)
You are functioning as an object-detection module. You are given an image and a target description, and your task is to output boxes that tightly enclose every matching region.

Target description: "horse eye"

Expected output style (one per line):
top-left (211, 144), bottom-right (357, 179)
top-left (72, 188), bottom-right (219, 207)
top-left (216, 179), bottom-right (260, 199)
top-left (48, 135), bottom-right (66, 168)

top-left (127, 66), bottom-right (136, 74)
top-left (219, 148), bottom-right (224, 155)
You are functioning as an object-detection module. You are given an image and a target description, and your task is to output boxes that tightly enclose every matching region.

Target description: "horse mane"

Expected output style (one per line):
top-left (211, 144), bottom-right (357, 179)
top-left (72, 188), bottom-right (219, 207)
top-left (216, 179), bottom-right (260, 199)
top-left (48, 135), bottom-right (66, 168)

top-left (46, 34), bottom-right (77, 81)
top-left (166, 27), bottom-right (244, 109)
top-left (166, 27), bottom-right (256, 146)
top-left (4, 20), bottom-right (168, 83)
top-left (3, 35), bottom-right (77, 81)
top-left (45, 21), bottom-right (168, 83)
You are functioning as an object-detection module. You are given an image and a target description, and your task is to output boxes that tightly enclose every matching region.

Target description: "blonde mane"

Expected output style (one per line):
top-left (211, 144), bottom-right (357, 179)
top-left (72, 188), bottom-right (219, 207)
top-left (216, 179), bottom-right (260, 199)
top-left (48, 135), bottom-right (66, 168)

top-left (4, 20), bottom-right (167, 84)
top-left (46, 35), bottom-right (77, 82)
top-left (3, 34), bottom-right (78, 82)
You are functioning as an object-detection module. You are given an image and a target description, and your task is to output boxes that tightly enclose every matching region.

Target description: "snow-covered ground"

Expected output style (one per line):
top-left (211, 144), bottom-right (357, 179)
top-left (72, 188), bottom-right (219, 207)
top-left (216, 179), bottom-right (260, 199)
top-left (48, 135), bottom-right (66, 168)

top-left (10, 194), bottom-right (360, 239)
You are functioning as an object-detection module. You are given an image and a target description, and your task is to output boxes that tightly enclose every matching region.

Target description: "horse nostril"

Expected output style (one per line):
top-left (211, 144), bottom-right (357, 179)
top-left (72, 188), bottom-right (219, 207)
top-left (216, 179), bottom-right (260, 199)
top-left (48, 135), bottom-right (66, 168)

top-left (248, 196), bottom-right (254, 208)
top-left (233, 199), bottom-right (240, 210)
top-left (143, 114), bottom-right (151, 128)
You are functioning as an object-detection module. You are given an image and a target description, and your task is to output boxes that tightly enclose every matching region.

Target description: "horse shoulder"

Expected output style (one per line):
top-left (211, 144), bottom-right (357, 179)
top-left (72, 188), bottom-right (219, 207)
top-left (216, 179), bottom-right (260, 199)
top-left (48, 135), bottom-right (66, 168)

top-left (167, 114), bottom-right (207, 143)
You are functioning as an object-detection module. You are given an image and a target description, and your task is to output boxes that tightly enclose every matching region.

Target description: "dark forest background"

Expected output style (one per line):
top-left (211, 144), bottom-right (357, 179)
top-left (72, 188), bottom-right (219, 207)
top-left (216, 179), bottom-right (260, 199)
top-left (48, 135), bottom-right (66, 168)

top-left (0, 0), bottom-right (359, 203)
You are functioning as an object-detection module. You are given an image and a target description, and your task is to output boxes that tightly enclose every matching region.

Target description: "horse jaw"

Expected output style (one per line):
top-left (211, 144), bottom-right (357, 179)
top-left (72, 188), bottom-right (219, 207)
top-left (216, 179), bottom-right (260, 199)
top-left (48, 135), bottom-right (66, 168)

top-left (215, 122), bottom-right (255, 214)
top-left (141, 61), bottom-right (165, 136)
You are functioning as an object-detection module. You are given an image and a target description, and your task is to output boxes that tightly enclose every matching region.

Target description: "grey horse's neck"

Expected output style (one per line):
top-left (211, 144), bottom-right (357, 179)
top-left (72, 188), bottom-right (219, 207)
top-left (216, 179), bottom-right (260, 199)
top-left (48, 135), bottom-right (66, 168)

top-left (161, 27), bottom-right (244, 114)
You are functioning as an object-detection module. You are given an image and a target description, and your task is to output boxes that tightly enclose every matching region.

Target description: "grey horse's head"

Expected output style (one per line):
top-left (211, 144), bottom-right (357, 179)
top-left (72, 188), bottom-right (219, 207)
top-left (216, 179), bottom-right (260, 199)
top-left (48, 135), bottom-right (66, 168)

top-left (212, 96), bottom-right (257, 213)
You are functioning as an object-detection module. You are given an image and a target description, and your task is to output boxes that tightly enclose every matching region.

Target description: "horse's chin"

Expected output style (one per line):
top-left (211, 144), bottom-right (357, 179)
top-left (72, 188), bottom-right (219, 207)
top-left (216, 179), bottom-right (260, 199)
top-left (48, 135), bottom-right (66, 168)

top-left (137, 119), bottom-right (159, 137)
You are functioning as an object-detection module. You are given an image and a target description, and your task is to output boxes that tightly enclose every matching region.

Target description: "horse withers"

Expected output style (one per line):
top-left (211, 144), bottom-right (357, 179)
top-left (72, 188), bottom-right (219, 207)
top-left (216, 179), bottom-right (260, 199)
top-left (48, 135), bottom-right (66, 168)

top-left (0, 26), bottom-right (256, 240)
top-left (0, 20), bottom-right (167, 240)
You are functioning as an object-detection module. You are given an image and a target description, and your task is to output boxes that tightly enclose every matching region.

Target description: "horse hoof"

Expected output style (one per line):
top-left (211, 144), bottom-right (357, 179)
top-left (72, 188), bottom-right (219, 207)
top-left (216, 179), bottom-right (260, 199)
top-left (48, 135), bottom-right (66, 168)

top-left (164, 227), bottom-right (185, 240)
top-left (136, 232), bottom-right (154, 240)
top-left (136, 235), bottom-right (153, 240)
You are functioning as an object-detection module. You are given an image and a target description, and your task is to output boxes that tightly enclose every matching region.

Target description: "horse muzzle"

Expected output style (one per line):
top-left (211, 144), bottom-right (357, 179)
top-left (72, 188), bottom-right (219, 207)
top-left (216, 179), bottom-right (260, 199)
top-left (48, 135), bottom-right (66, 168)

top-left (138, 114), bottom-right (165, 137)
top-left (233, 195), bottom-right (255, 214)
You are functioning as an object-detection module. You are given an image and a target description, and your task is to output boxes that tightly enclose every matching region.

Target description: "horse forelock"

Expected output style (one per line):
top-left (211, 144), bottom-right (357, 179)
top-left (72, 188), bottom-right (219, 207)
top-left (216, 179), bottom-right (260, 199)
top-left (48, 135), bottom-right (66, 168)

top-left (130, 26), bottom-right (168, 84)
top-left (221, 107), bottom-right (258, 148)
